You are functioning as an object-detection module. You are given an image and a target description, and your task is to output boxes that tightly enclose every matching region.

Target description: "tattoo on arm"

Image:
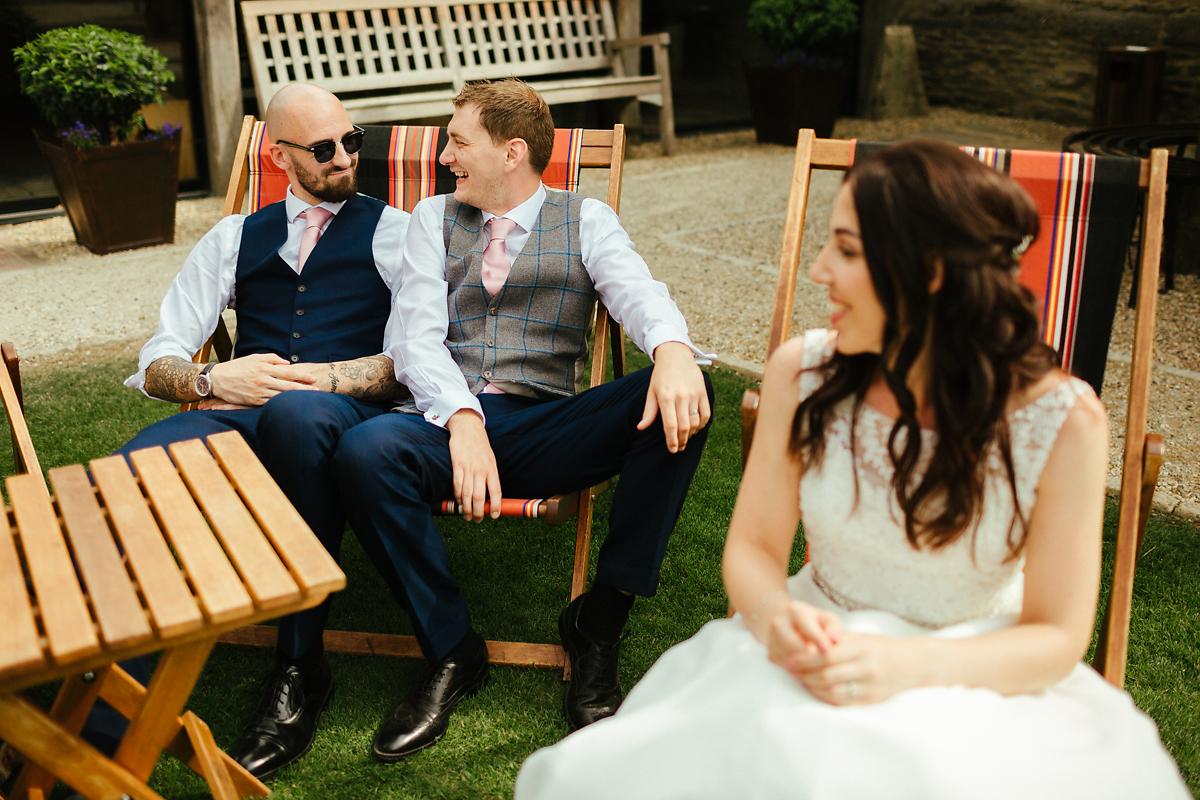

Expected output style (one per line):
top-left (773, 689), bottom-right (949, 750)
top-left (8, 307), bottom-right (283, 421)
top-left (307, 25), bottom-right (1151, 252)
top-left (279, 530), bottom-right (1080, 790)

top-left (328, 355), bottom-right (403, 401)
top-left (144, 356), bottom-right (202, 402)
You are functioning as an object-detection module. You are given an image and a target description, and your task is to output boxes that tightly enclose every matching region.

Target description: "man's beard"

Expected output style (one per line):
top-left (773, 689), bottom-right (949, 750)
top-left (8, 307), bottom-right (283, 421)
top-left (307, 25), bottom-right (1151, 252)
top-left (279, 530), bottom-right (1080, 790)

top-left (296, 159), bottom-right (358, 202)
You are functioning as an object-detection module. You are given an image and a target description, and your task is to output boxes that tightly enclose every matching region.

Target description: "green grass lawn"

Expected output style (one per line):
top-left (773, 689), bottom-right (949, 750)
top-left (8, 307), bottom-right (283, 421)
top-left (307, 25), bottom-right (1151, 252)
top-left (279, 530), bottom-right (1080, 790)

top-left (4, 348), bottom-right (1198, 798)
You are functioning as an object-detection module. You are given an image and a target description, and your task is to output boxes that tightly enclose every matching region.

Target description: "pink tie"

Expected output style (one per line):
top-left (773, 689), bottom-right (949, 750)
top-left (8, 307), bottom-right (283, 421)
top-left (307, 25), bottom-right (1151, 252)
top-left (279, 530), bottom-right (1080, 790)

top-left (481, 217), bottom-right (518, 296)
top-left (297, 206), bottom-right (333, 272)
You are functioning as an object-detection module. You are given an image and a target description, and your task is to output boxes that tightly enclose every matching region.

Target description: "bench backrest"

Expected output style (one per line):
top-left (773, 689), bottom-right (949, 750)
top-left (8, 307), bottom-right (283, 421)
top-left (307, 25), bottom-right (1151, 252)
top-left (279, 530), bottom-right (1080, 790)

top-left (241, 0), bottom-right (621, 108)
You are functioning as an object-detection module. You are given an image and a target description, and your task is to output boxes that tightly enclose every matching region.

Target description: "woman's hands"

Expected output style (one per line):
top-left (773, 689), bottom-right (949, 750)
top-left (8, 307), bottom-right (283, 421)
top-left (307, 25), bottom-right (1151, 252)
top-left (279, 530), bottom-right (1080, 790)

top-left (787, 631), bottom-right (924, 706)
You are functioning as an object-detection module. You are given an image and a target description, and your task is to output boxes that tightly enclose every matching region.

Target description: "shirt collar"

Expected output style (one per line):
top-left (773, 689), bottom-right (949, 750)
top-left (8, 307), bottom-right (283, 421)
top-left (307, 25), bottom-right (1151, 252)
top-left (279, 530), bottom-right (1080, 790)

top-left (480, 184), bottom-right (545, 233)
top-left (285, 186), bottom-right (348, 224)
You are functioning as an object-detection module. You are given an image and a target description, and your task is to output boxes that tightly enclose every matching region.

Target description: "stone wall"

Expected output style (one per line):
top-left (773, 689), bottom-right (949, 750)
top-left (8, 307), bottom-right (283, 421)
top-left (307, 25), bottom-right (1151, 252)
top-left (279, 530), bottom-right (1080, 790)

top-left (865, 0), bottom-right (1199, 125)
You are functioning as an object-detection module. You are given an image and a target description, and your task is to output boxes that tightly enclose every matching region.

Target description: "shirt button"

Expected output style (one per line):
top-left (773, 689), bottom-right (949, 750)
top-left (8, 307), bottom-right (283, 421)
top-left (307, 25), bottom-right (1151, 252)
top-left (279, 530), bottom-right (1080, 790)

top-left (292, 332), bottom-right (301, 339)
top-left (297, 284), bottom-right (307, 293)
top-left (296, 309), bottom-right (305, 316)
top-left (290, 354), bottom-right (300, 362)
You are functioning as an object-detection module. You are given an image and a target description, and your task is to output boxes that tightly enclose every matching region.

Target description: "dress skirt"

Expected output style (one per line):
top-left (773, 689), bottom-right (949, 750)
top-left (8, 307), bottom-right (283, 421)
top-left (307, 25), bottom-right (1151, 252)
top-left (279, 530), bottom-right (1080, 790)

top-left (515, 566), bottom-right (1188, 800)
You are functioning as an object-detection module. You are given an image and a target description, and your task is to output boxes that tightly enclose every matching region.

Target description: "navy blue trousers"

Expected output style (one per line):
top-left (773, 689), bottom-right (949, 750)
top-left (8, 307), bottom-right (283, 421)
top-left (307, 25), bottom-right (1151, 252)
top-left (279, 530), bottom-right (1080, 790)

top-left (334, 367), bottom-right (714, 662)
top-left (85, 391), bottom-right (388, 753)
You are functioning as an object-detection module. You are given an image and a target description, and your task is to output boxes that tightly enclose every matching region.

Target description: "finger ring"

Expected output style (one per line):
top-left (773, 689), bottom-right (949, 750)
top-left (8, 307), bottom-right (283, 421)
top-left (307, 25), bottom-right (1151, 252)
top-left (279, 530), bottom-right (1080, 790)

top-left (843, 680), bottom-right (859, 701)
top-left (689, 408), bottom-right (699, 416)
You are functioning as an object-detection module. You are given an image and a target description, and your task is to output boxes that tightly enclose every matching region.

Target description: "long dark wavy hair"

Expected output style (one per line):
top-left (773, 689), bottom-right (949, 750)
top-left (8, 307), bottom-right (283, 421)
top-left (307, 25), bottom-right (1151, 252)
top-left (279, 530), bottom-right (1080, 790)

top-left (790, 140), bottom-right (1057, 558)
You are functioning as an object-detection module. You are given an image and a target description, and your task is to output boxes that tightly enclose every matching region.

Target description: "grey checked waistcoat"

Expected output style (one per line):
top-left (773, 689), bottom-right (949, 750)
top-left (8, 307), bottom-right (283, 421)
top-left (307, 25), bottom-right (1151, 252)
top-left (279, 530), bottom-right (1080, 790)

top-left (443, 189), bottom-right (596, 397)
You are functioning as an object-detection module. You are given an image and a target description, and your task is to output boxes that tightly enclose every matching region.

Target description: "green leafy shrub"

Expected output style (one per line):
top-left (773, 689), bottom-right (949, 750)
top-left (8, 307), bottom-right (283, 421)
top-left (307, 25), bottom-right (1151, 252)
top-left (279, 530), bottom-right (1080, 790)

top-left (748, 0), bottom-right (858, 54)
top-left (12, 24), bottom-right (174, 143)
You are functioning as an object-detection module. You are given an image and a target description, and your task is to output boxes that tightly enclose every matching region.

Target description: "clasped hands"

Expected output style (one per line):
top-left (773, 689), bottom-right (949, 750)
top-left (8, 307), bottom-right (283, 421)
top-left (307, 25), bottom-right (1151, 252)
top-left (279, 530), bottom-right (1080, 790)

top-left (446, 341), bottom-right (709, 522)
top-left (195, 353), bottom-right (321, 410)
top-left (762, 596), bottom-right (914, 706)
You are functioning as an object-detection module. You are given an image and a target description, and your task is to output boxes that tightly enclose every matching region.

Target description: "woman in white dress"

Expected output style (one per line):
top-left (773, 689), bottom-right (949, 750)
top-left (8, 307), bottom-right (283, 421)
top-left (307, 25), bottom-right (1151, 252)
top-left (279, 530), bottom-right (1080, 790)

top-left (515, 140), bottom-right (1188, 799)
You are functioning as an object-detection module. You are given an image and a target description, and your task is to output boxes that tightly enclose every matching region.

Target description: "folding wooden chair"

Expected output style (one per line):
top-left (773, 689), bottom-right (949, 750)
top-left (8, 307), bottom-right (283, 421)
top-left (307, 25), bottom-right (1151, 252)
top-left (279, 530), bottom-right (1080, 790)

top-left (209, 116), bottom-right (628, 672)
top-left (1, 342), bottom-right (45, 495)
top-left (740, 131), bottom-right (1168, 689)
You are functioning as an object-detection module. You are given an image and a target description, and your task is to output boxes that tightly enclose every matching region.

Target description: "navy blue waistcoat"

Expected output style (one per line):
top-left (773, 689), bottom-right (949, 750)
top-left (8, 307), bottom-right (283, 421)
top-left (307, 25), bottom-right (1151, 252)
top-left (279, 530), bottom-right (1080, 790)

top-left (234, 193), bottom-right (391, 364)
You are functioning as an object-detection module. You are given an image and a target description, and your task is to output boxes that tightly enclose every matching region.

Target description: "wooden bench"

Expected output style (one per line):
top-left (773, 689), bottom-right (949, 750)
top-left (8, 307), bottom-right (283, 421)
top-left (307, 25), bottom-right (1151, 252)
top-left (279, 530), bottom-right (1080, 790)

top-left (240, 0), bottom-right (676, 154)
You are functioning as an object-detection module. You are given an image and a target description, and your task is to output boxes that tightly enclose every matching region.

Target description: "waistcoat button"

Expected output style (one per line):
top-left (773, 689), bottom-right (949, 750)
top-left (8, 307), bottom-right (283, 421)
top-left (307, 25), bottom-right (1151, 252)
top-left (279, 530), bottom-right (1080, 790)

top-left (297, 284), bottom-right (307, 293)
top-left (483, 370), bottom-right (492, 378)
top-left (296, 309), bottom-right (305, 316)
top-left (488, 307), bottom-right (497, 316)
top-left (290, 354), bottom-right (300, 362)
top-left (292, 332), bottom-right (301, 339)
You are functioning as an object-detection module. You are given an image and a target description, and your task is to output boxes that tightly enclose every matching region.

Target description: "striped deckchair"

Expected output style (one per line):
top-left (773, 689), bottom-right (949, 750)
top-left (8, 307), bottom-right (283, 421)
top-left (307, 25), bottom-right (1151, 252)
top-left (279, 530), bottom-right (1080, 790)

top-left (202, 116), bottom-right (628, 673)
top-left (740, 131), bottom-right (1167, 690)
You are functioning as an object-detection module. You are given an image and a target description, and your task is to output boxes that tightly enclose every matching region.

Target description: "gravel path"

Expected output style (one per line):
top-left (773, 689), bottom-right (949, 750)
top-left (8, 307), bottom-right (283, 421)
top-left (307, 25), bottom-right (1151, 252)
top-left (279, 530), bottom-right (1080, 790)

top-left (1, 117), bottom-right (1196, 513)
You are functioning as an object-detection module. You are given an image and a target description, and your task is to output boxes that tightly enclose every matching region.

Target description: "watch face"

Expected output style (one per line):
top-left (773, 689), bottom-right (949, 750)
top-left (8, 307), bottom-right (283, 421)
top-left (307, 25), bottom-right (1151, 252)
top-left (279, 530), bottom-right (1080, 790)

top-left (195, 372), bottom-right (213, 398)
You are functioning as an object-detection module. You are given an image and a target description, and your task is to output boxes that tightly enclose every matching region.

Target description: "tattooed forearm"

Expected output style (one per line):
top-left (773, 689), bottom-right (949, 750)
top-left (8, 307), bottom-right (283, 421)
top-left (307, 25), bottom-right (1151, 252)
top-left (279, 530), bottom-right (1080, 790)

top-left (327, 355), bottom-right (404, 401)
top-left (144, 356), bottom-right (203, 402)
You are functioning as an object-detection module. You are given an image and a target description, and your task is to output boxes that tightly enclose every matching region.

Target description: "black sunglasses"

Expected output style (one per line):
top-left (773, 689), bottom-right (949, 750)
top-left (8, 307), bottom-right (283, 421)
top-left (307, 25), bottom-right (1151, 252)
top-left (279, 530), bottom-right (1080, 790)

top-left (276, 125), bottom-right (366, 164)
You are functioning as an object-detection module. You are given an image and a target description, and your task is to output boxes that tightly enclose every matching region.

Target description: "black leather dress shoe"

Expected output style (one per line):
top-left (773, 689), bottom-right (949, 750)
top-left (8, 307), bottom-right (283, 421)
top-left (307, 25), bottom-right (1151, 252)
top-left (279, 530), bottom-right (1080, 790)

top-left (372, 636), bottom-right (490, 761)
top-left (559, 594), bottom-right (624, 730)
top-left (228, 655), bottom-right (333, 780)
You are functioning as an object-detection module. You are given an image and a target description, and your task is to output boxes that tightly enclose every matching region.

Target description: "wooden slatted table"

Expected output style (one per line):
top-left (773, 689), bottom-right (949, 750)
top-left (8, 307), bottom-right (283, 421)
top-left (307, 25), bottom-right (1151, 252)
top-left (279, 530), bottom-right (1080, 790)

top-left (0, 431), bottom-right (346, 800)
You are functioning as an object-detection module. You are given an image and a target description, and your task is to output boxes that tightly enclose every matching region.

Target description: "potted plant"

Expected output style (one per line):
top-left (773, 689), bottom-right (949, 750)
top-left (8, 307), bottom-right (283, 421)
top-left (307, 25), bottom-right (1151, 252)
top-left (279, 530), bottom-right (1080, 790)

top-left (13, 24), bottom-right (181, 254)
top-left (744, 0), bottom-right (858, 143)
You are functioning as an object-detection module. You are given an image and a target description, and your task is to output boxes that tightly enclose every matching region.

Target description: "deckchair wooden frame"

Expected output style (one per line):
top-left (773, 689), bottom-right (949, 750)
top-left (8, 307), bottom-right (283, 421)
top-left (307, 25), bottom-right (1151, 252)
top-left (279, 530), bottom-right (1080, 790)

top-left (1, 342), bottom-right (45, 495)
top-left (739, 130), bottom-right (1167, 689)
top-left (208, 115), bottom-right (628, 673)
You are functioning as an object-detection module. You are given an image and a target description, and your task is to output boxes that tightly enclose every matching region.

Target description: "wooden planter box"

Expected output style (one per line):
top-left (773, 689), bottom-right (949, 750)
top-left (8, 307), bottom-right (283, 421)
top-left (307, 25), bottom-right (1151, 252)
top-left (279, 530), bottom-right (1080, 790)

top-left (745, 60), bottom-right (850, 144)
top-left (37, 134), bottom-right (181, 255)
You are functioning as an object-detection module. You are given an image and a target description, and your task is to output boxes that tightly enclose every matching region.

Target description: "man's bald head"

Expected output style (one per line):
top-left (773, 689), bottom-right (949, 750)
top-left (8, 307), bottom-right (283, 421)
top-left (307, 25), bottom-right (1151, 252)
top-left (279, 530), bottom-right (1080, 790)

top-left (265, 83), bottom-right (359, 205)
top-left (265, 83), bottom-right (348, 143)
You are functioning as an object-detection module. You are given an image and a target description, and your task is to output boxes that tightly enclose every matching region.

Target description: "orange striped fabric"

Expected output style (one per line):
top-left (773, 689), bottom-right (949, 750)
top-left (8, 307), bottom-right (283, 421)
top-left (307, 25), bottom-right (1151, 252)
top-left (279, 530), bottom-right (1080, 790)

top-left (244, 122), bottom-right (587, 214)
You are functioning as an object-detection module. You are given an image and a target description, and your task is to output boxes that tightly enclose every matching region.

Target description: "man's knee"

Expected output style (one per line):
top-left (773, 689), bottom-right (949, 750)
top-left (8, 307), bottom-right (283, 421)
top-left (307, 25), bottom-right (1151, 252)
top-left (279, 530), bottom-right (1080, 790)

top-left (258, 393), bottom-right (370, 466)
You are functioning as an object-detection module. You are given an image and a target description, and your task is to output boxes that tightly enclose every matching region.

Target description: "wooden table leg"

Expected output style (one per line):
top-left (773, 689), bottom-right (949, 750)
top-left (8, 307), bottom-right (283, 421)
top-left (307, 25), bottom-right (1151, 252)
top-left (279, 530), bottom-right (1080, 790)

top-left (11, 668), bottom-right (110, 799)
top-left (0, 693), bottom-right (163, 800)
top-left (113, 638), bottom-right (215, 781)
top-left (182, 713), bottom-right (239, 800)
top-left (100, 653), bottom-right (269, 797)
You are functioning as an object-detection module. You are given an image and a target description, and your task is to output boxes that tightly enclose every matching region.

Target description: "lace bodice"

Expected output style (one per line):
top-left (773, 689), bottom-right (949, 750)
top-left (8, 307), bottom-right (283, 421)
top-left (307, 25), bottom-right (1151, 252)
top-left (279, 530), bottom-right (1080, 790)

top-left (797, 329), bottom-right (1092, 629)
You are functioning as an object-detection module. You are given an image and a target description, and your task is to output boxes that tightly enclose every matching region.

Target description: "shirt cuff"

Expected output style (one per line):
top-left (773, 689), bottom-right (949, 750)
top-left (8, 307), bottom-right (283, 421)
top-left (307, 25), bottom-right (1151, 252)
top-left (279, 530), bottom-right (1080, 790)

top-left (643, 327), bottom-right (715, 366)
top-left (424, 391), bottom-right (484, 428)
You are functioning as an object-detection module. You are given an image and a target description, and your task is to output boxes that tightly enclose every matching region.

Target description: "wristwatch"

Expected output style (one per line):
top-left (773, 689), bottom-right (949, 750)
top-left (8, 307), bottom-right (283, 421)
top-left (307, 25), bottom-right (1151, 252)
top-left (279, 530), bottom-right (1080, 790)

top-left (194, 362), bottom-right (217, 398)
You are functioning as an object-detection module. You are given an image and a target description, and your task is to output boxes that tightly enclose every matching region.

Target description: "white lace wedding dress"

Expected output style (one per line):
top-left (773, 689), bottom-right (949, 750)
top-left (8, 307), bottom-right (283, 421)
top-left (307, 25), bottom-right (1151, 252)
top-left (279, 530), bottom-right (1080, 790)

top-left (516, 330), bottom-right (1188, 800)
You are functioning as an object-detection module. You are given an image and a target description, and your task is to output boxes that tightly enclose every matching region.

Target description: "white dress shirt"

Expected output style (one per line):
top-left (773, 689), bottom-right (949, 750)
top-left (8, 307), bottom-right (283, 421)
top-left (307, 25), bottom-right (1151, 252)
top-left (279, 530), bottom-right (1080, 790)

top-left (391, 184), bottom-right (712, 427)
top-left (126, 187), bottom-right (410, 396)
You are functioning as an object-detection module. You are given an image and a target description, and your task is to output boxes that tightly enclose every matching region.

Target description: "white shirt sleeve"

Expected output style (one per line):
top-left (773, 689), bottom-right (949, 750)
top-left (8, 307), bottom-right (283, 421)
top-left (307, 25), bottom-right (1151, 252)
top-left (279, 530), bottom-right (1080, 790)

top-left (580, 198), bottom-right (712, 363)
top-left (389, 196), bottom-right (483, 426)
top-left (124, 214), bottom-right (244, 397)
top-left (373, 204), bottom-right (412, 359)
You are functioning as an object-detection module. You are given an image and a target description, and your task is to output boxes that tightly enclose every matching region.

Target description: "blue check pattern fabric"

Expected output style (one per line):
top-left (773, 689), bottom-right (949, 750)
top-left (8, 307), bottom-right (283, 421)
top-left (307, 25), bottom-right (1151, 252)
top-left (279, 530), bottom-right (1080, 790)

top-left (443, 189), bottom-right (596, 397)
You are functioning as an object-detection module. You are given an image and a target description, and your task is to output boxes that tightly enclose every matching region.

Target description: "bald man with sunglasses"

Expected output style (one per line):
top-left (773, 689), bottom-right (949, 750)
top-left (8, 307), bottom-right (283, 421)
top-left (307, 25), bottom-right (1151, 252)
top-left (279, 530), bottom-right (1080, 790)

top-left (90, 83), bottom-right (411, 780)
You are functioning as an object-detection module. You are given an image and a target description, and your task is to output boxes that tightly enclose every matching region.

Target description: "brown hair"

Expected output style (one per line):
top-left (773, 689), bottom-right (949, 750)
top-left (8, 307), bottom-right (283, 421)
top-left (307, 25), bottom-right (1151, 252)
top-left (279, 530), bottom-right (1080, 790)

top-left (790, 139), bottom-right (1056, 559)
top-left (452, 79), bottom-right (555, 173)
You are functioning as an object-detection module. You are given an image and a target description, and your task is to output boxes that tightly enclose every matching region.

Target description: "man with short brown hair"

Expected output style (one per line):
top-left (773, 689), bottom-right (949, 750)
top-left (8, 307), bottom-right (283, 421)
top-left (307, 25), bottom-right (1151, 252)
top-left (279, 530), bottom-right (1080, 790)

top-left (334, 79), bottom-right (713, 760)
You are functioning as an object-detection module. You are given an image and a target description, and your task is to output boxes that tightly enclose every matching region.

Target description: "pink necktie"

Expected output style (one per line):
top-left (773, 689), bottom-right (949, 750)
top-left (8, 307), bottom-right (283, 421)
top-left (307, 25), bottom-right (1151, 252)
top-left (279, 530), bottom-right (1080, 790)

top-left (481, 217), bottom-right (518, 296)
top-left (297, 206), bottom-right (334, 272)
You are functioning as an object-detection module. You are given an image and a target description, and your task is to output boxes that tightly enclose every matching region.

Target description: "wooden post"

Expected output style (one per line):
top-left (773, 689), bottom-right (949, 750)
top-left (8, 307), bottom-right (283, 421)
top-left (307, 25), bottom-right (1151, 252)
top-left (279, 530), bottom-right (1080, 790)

top-left (616, 0), bottom-right (642, 135)
top-left (192, 0), bottom-right (243, 195)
